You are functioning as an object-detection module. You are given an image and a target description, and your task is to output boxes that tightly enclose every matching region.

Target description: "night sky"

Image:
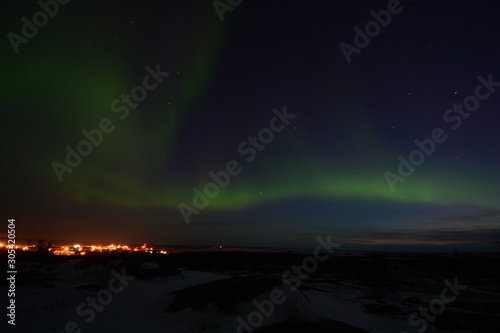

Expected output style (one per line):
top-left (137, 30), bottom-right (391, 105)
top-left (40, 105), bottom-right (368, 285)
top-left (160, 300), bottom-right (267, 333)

top-left (3, 0), bottom-right (500, 251)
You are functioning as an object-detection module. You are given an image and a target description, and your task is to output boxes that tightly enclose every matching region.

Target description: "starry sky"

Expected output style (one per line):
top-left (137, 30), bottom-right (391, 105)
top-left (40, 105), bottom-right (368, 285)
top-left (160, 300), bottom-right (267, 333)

top-left (2, 0), bottom-right (500, 251)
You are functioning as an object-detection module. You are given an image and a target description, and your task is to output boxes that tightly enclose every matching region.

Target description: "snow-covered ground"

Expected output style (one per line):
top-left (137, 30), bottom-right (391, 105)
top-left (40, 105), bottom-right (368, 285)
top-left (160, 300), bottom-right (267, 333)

top-left (15, 260), bottom-right (230, 332)
top-left (7, 253), bottom-right (500, 333)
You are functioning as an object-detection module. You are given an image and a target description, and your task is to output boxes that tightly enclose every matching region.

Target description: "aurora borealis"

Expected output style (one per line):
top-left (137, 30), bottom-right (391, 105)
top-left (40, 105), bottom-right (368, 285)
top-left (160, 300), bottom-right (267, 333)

top-left (3, 1), bottom-right (500, 251)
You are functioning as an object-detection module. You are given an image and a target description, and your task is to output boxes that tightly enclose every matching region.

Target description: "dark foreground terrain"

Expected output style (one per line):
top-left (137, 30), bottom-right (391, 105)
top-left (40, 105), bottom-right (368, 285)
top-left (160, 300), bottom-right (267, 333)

top-left (2, 249), bottom-right (500, 332)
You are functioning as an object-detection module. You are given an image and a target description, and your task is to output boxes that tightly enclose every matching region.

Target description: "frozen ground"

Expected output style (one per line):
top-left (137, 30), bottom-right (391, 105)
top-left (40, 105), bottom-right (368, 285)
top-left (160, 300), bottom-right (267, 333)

top-left (3, 251), bottom-right (500, 333)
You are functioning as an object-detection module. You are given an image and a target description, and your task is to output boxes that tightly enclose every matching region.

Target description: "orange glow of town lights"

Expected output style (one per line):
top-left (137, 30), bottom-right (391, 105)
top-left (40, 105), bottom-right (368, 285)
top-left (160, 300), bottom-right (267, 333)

top-left (0, 241), bottom-right (169, 256)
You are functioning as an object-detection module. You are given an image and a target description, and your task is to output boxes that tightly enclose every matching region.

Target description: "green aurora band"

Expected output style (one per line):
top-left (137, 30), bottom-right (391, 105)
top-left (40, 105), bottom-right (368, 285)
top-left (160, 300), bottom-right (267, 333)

top-left (2, 8), bottom-right (499, 215)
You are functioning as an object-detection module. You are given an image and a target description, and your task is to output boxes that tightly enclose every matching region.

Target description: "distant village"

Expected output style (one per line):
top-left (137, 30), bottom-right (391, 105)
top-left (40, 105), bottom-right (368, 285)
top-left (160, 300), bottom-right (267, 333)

top-left (0, 241), bottom-right (169, 256)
